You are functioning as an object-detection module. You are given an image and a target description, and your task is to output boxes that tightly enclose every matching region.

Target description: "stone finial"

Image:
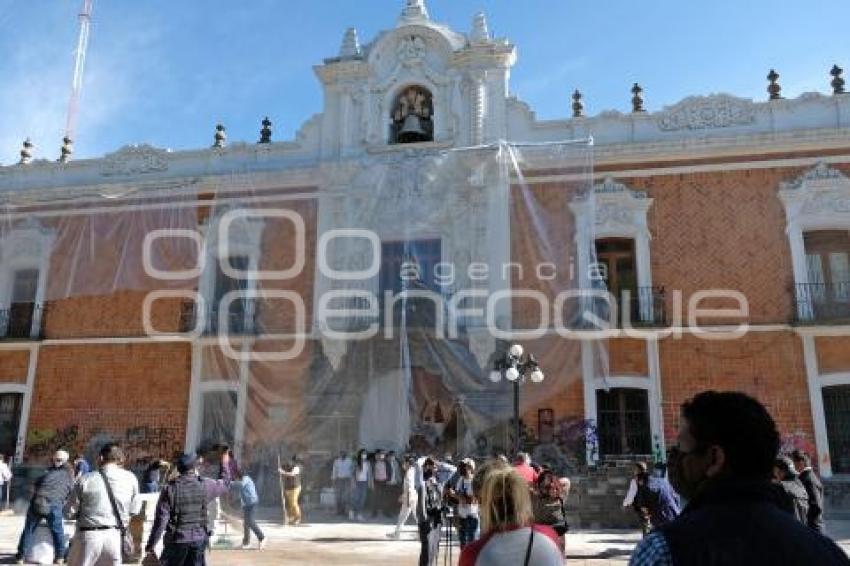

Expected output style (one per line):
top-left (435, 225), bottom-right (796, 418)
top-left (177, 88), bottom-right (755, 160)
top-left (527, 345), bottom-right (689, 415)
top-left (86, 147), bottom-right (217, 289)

top-left (572, 89), bottom-right (584, 118)
top-left (831, 64), bottom-right (845, 95)
top-left (339, 27), bottom-right (361, 59)
top-left (19, 138), bottom-right (33, 165)
top-left (470, 12), bottom-right (491, 44)
top-left (767, 69), bottom-right (782, 100)
top-left (400, 0), bottom-right (428, 22)
top-left (212, 124), bottom-right (226, 148)
top-left (631, 83), bottom-right (645, 113)
top-left (58, 136), bottom-right (73, 163)
top-left (259, 117), bottom-right (272, 144)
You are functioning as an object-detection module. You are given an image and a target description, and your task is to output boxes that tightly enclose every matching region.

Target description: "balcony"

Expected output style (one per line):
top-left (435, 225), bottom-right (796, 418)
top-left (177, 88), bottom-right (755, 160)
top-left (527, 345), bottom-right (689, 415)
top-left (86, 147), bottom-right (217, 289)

top-left (583, 286), bottom-right (667, 329)
top-left (0, 303), bottom-right (46, 340)
top-left (793, 282), bottom-right (850, 324)
top-left (179, 300), bottom-right (259, 336)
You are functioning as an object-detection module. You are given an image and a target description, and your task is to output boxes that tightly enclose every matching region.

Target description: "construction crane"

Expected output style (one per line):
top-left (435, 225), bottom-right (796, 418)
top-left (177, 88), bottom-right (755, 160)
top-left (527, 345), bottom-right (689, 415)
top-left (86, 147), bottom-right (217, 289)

top-left (60, 0), bottom-right (94, 162)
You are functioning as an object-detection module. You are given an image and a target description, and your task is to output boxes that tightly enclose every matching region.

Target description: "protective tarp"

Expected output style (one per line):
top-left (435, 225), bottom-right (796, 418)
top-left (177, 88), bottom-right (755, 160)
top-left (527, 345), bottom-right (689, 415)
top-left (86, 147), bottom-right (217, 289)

top-left (6, 140), bottom-right (606, 497)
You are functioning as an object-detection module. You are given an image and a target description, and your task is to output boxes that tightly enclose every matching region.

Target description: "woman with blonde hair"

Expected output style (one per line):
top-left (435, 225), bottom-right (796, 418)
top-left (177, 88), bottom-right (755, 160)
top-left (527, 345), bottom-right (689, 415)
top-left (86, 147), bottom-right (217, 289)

top-left (459, 467), bottom-right (564, 566)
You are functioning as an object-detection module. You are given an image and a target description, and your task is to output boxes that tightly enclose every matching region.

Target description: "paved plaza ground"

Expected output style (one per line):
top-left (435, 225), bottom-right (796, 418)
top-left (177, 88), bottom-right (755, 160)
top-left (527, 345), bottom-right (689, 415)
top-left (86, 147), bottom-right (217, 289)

top-left (1, 509), bottom-right (849, 565)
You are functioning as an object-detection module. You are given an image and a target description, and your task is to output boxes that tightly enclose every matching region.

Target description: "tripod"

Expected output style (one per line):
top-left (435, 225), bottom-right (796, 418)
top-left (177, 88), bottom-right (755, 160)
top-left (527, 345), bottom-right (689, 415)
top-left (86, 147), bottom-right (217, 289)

top-left (437, 507), bottom-right (456, 566)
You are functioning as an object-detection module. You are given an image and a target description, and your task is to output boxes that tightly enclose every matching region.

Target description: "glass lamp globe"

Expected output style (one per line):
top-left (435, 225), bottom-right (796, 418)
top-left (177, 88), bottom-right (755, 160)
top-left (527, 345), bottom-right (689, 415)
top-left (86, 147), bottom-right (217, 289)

top-left (509, 344), bottom-right (524, 358)
top-left (489, 370), bottom-right (502, 383)
top-left (530, 369), bottom-right (544, 383)
top-left (505, 367), bottom-right (520, 381)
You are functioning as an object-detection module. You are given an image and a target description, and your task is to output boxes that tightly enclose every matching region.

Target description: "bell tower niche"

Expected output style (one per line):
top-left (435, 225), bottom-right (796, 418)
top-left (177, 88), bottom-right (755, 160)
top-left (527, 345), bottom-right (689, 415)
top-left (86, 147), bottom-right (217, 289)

top-left (390, 85), bottom-right (434, 144)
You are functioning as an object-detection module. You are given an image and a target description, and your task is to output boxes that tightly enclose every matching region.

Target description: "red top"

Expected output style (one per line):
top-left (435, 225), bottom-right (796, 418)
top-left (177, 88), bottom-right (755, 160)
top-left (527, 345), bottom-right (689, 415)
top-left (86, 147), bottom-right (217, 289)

top-left (514, 463), bottom-right (539, 484)
top-left (459, 524), bottom-right (561, 566)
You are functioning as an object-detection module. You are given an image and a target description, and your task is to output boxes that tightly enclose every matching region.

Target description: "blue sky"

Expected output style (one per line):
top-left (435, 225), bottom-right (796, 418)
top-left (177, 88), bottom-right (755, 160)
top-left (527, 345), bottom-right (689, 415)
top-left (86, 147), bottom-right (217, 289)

top-left (0, 0), bottom-right (847, 163)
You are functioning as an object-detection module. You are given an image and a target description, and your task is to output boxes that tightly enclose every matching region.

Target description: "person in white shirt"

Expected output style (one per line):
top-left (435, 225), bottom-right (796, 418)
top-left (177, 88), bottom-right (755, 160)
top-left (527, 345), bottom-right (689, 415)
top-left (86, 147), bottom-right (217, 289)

top-left (65, 443), bottom-right (141, 566)
top-left (331, 451), bottom-right (353, 517)
top-left (389, 456), bottom-right (418, 539)
top-left (0, 453), bottom-right (12, 510)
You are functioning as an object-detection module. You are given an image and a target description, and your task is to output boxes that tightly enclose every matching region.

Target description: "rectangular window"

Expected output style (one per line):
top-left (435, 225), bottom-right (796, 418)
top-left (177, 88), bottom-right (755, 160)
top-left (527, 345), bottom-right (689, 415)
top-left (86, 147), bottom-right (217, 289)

top-left (0, 393), bottom-right (23, 460)
top-left (595, 238), bottom-right (639, 325)
top-left (823, 385), bottom-right (850, 474)
top-left (200, 390), bottom-right (237, 450)
top-left (596, 388), bottom-right (652, 457)
top-left (212, 256), bottom-right (249, 334)
top-left (803, 231), bottom-right (850, 320)
top-left (379, 239), bottom-right (441, 328)
top-left (7, 269), bottom-right (39, 338)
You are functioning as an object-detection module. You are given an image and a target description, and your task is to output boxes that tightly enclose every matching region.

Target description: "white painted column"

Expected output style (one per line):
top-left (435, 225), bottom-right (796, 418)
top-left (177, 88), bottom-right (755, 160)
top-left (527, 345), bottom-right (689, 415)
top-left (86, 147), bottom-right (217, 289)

top-left (580, 340), bottom-right (598, 463)
top-left (11, 344), bottom-right (37, 464)
top-left (635, 232), bottom-right (654, 322)
top-left (787, 224), bottom-right (812, 321)
top-left (184, 342), bottom-right (203, 452)
top-left (801, 334), bottom-right (832, 477)
top-left (233, 340), bottom-right (251, 460)
top-left (646, 337), bottom-right (666, 456)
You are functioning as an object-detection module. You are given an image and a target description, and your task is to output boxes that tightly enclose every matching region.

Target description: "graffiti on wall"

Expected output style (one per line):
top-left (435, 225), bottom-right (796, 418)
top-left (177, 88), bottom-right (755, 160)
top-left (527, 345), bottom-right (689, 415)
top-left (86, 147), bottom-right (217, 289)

top-left (26, 423), bottom-right (183, 469)
top-left (27, 425), bottom-right (79, 459)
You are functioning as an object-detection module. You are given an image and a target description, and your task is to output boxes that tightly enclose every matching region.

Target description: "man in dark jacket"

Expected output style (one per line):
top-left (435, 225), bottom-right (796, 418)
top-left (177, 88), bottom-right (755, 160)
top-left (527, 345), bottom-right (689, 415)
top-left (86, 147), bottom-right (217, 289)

top-left (15, 449), bottom-right (74, 565)
top-left (773, 455), bottom-right (809, 523)
top-left (791, 448), bottom-right (826, 533)
top-left (630, 391), bottom-right (849, 566)
top-left (144, 451), bottom-right (231, 566)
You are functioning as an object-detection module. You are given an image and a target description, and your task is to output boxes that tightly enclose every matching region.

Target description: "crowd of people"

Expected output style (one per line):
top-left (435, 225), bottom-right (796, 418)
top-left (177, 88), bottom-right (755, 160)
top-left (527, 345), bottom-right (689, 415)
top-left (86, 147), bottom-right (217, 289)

top-left (3, 390), bottom-right (850, 565)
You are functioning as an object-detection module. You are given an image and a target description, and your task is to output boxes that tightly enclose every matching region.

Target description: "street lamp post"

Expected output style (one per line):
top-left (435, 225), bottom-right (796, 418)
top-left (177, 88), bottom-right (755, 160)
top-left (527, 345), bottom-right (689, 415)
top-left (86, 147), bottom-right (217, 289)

top-left (490, 344), bottom-right (544, 455)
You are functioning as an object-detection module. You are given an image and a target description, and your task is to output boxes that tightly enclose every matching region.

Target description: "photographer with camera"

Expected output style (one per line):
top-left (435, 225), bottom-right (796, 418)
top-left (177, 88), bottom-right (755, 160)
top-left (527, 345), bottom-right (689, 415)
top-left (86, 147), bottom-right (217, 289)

top-left (415, 457), bottom-right (444, 566)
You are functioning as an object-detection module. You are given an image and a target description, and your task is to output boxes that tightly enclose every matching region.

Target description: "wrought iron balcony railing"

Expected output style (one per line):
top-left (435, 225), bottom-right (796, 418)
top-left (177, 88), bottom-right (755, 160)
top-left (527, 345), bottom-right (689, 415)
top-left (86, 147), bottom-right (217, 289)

top-left (793, 282), bottom-right (850, 323)
top-left (179, 300), bottom-right (258, 335)
top-left (0, 303), bottom-right (46, 340)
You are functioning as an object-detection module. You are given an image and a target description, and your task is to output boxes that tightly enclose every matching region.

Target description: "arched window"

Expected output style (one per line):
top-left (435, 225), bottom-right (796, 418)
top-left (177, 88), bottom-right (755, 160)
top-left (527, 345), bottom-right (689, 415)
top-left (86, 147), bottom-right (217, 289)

top-left (390, 85), bottom-right (434, 144)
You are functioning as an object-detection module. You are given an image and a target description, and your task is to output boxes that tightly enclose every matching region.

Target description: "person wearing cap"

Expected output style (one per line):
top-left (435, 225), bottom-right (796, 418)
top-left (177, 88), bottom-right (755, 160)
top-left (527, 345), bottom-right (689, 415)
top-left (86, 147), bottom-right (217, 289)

top-left (143, 451), bottom-right (232, 565)
top-left (65, 443), bottom-right (141, 565)
top-left (15, 449), bottom-right (74, 565)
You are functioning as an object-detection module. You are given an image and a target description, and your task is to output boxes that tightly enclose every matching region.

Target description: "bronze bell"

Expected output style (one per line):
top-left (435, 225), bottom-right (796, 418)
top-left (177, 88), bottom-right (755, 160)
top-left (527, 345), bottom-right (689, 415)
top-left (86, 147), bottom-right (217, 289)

top-left (398, 113), bottom-right (428, 143)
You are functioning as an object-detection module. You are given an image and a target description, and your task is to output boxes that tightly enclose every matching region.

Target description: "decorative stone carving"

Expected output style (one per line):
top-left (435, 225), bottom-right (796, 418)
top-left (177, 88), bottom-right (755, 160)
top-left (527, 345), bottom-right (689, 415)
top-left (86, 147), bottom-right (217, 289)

top-left (778, 162), bottom-right (850, 224)
top-left (339, 27), bottom-right (362, 59)
top-left (397, 35), bottom-right (427, 64)
top-left (100, 144), bottom-right (169, 176)
top-left (802, 193), bottom-right (850, 215)
top-left (573, 177), bottom-right (653, 236)
top-left (469, 12), bottom-right (491, 44)
top-left (656, 94), bottom-right (756, 131)
top-left (767, 69), bottom-right (782, 100)
top-left (595, 204), bottom-right (634, 226)
top-left (400, 0), bottom-right (429, 23)
top-left (594, 176), bottom-right (648, 198)
top-left (781, 161), bottom-right (848, 191)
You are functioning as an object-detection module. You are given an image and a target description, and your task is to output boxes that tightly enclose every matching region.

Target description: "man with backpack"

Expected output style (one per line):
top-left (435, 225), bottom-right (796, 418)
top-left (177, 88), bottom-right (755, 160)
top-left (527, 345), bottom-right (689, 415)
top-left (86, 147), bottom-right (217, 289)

top-left (143, 451), bottom-right (231, 565)
top-left (15, 449), bottom-right (74, 565)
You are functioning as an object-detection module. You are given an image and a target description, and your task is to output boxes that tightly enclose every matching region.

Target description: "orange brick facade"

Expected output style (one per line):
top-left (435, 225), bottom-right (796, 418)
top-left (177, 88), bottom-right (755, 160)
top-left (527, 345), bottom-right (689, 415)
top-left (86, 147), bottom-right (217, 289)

top-left (0, 157), bottom-right (848, 476)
